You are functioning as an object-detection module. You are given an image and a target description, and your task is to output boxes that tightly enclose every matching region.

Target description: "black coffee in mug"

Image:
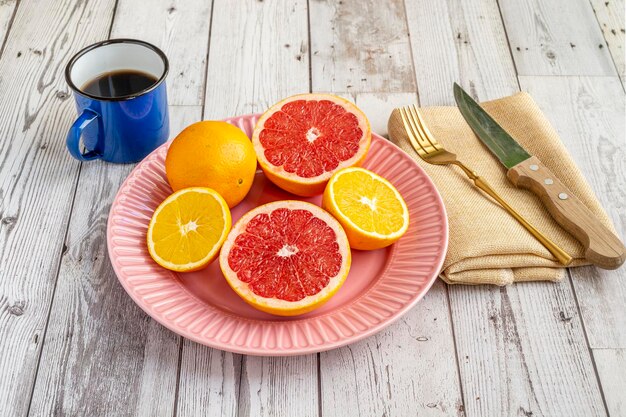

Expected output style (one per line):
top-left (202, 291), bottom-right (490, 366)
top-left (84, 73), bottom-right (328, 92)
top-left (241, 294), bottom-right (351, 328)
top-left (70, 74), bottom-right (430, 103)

top-left (81, 69), bottom-right (158, 98)
top-left (65, 39), bottom-right (169, 163)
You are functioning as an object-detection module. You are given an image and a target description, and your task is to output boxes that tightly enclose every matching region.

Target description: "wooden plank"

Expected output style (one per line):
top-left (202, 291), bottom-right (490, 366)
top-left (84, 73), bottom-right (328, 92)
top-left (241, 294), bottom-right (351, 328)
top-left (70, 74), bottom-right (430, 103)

top-left (25, 0), bottom-right (213, 413)
top-left (404, 0), bottom-right (518, 105)
top-left (176, 342), bottom-right (241, 417)
top-left (451, 283), bottom-right (606, 417)
top-left (318, 92), bottom-right (464, 417)
top-left (588, 0), bottom-right (625, 85)
top-left (519, 75), bottom-right (626, 349)
top-left (405, 1), bottom-right (608, 415)
top-left (0, 1), bottom-right (118, 416)
top-left (499, 0), bottom-right (617, 76)
top-left (203, 0), bottom-right (309, 119)
top-left (309, 0), bottom-right (415, 93)
top-left (112, 0), bottom-right (212, 106)
top-left (353, 92), bottom-right (416, 136)
top-left (593, 348), bottom-right (626, 417)
top-left (239, 355), bottom-right (318, 417)
top-left (0, 0), bottom-right (17, 54)
top-left (26, 106), bottom-right (201, 417)
top-left (177, 2), bottom-right (316, 416)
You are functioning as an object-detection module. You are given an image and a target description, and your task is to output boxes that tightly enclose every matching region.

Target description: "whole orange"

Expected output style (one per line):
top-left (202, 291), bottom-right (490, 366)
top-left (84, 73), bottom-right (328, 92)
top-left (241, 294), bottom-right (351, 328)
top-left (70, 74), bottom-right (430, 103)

top-left (165, 121), bottom-right (257, 208)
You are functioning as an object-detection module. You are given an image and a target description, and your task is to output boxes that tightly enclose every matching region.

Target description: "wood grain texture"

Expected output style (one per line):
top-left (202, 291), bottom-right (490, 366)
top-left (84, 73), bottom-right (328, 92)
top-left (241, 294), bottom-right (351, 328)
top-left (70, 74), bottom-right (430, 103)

top-left (404, 0), bottom-right (518, 105)
top-left (593, 348), bottom-right (626, 417)
top-left (352, 92), bottom-right (416, 137)
top-left (507, 155), bottom-right (625, 269)
top-left (27, 106), bottom-right (201, 417)
top-left (450, 283), bottom-right (606, 417)
top-left (176, 341), bottom-right (241, 417)
top-left (320, 281), bottom-right (464, 417)
top-left (588, 0), bottom-right (625, 84)
top-left (25, 0), bottom-right (212, 413)
top-left (309, 0), bottom-right (415, 93)
top-left (0, 1), bottom-right (117, 416)
top-left (239, 355), bottom-right (318, 417)
top-left (111, 0), bottom-right (213, 106)
top-left (177, 2), bottom-right (315, 416)
top-left (0, 0), bottom-right (17, 55)
top-left (179, 350), bottom-right (318, 417)
top-left (406, 1), bottom-right (608, 415)
top-left (203, 0), bottom-right (309, 119)
top-left (499, 0), bottom-right (617, 76)
top-left (519, 75), bottom-right (626, 349)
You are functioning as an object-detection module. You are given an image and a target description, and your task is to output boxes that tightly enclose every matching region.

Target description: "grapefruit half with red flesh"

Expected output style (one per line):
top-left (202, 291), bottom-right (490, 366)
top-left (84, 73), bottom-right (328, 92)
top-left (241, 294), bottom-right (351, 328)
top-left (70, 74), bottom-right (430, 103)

top-left (252, 93), bottom-right (371, 196)
top-left (219, 200), bottom-right (351, 316)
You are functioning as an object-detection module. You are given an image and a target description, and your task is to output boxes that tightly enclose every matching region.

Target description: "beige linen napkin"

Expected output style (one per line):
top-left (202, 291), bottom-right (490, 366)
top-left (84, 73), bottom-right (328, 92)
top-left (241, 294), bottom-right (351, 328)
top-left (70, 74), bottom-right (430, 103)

top-left (388, 92), bottom-right (617, 285)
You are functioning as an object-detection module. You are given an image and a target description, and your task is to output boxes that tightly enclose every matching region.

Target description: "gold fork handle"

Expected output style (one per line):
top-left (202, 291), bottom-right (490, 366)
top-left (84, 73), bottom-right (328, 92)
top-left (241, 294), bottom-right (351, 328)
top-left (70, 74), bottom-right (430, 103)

top-left (471, 175), bottom-right (572, 266)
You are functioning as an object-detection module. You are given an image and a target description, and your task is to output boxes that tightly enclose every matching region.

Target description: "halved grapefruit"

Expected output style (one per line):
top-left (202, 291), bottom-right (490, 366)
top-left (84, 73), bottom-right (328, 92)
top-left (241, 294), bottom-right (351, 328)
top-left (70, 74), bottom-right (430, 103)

top-left (252, 93), bottom-right (371, 196)
top-left (219, 200), bottom-right (351, 316)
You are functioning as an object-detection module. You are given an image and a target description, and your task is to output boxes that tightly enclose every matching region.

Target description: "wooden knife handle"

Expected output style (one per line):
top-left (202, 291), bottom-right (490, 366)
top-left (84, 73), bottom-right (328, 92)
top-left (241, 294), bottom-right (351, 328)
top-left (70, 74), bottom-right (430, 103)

top-left (507, 156), bottom-right (625, 269)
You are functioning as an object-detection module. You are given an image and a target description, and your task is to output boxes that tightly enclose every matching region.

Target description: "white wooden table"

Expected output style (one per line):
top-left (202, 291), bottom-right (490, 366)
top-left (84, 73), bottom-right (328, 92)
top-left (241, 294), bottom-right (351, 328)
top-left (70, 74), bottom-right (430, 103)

top-left (1, 0), bottom-right (624, 416)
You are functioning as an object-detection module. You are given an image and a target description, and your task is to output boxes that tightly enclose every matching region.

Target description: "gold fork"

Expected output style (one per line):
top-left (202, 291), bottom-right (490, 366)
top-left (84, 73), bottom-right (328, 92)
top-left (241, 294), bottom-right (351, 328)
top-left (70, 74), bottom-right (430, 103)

top-left (397, 105), bottom-right (572, 266)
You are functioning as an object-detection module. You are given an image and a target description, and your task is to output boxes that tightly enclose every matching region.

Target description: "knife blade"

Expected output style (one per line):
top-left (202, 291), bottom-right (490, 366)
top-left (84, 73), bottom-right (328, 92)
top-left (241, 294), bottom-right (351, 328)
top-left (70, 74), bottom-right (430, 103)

top-left (453, 82), bottom-right (625, 269)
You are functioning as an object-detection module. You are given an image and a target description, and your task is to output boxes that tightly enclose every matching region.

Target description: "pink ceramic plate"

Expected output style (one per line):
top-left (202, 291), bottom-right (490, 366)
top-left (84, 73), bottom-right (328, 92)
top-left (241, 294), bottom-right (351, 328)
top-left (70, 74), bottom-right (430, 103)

top-left (107, 114), bottom-right (448, 356)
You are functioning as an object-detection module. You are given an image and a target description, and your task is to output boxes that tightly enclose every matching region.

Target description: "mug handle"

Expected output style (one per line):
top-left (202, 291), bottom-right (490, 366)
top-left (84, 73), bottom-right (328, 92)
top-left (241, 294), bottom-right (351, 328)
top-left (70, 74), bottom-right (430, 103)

top-left (66, 109), bottom-right (102, 161)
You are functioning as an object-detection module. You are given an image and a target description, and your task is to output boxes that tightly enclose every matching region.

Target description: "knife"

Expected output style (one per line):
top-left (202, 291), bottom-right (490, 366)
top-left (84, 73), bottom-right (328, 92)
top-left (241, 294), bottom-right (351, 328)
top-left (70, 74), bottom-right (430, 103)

top-left (453, 83), bottom-right (625, 270)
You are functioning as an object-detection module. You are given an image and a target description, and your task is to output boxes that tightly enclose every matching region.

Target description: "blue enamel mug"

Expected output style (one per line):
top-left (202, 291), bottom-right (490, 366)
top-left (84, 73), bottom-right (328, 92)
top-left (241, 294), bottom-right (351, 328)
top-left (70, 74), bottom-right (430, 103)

top-left (65, 39), bottom-right (169, 163)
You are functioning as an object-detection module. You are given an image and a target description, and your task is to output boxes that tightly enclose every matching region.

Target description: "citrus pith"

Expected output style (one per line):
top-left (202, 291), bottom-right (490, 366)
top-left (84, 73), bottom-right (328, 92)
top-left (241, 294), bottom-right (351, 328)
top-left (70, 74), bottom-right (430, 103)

top-left (147, 187), bottom-right (232, 272)
top-left (322, 167), bottom-right (409, 250)
top-left (252, 93), bottom-right (371, 197)
top-left (219, 200), bottom-right (351, 316)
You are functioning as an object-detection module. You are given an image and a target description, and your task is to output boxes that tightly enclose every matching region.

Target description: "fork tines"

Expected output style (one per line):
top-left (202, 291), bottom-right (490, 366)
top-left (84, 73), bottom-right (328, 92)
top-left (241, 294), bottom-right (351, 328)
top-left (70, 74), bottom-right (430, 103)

top-left (399, 105), bottom-right (442, 158)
